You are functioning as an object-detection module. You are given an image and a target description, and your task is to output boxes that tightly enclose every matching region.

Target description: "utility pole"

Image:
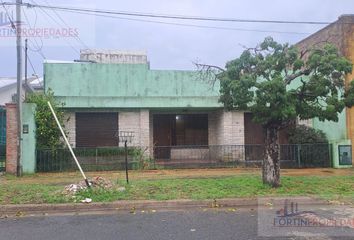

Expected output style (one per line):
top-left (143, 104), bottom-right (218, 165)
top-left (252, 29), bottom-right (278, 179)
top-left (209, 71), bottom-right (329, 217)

top-left (25, 38), bottom-right (27, 88)
top-left (16, 0), bottom-right (23, 177)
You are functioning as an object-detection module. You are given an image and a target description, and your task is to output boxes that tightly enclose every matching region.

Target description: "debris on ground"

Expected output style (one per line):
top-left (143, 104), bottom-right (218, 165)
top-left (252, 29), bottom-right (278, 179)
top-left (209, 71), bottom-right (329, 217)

top-left (117, 186), bottom-right (126, 192)
top-left (130, 207), bottom-right (136, 214)
top-left (211, 199), bottom-right (219, 208)
top-left (62, 176), bottom-right (114, 195)
top-left (63, 184), bottom-right (84, 194)
top-left (90, 176), bottom-right (113, 189)
top-left (80, 198), bottom-right (92, 203)
top-left (15, 211), bottom-right (25, 217)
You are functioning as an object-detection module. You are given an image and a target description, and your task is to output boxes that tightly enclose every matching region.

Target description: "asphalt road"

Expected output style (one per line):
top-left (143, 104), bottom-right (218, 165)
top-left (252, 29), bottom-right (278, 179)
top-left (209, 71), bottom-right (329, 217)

top-left (0, 208), bottom-right (353, 240)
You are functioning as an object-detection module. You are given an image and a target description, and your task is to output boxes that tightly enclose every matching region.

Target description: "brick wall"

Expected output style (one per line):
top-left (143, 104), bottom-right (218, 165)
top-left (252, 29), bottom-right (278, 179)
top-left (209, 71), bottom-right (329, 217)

top-left (224, 111), bottom-right (245, 145)
top-left (5, 103), bottom-right (18, 174)
top-left (139, 110), bottom-right (150, 147)
top-left (118, 110), bottom-right (150, 147)
top-left (63, 112), bottom-right (76, 147)
top-left (296, 19), bottom-right (344, 57)
top-left (208, 110), bottom-right (245, 161)
top-left (208, 110), bottom-right (244, 145)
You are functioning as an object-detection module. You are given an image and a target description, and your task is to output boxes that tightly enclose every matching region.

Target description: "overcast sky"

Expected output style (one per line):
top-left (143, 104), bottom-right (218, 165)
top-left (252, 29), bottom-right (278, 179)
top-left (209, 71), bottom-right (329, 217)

top-left (0, 0), bottom-right (353, 77)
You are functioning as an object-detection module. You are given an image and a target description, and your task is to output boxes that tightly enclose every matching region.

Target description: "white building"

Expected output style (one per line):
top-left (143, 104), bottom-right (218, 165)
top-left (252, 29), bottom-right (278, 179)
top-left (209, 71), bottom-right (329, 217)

top-left (0, 76), bottom-right (43, 106)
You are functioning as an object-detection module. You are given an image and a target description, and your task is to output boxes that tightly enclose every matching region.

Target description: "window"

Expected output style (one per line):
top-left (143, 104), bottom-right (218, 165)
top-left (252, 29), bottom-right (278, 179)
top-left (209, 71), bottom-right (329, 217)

top-left (76, 112), bottom-right (118, 147)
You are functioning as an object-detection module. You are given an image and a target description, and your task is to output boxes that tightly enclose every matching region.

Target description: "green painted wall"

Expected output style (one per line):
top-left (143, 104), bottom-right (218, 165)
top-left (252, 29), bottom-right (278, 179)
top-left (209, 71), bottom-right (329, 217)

top-left (289, 75), bottom-right (351, 167)
top-left (312, 111), bottom-right (347, 142)
top-left (21, 103), bottom-right (36, 173)
top-left (289, 76), bottom-right (348, 143)
top-left (45, 63), bottom-right (221, 109)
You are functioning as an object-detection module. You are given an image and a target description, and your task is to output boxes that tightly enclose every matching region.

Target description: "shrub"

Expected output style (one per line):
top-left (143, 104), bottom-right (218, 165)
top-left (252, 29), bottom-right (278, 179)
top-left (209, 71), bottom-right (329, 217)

top-left (288, 125), bottom-right (328, 144)
top-left (25, 89), bottom-right (66, 149)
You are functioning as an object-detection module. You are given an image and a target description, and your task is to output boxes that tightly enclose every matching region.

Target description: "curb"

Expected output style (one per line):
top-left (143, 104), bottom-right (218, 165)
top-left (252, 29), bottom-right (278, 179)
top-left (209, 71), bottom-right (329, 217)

top-left (0, 198), bottom-right (257, 216)
top-left (0, 197), bottom-right (329, 217)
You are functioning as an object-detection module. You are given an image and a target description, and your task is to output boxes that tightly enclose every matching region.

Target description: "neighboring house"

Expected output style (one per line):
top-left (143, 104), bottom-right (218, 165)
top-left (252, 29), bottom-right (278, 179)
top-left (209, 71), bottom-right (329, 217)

top-left (0, 76), bottom-right (43, 105)
top-left (0, 76), bottom-right (43, 144)
top-left (295, 14), bottom-right (354, 167)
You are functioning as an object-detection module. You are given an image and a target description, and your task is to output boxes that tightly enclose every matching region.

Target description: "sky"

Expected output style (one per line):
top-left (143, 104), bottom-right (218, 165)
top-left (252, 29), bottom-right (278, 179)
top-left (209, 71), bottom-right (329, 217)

top-left (0, 0), bottom-right (353, 77)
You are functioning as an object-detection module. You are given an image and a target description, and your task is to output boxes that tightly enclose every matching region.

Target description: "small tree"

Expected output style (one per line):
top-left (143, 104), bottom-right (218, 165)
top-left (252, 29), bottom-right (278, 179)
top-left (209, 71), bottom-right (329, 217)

top-left (26, 89), bottom-right (66, 149)
top-left (207, 37), bottom-right (354, 187)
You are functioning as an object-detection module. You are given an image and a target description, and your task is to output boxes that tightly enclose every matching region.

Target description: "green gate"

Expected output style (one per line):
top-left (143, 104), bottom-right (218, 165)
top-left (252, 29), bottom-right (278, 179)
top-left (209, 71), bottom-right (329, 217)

top-left (0, 107), bottom-right (6, 171)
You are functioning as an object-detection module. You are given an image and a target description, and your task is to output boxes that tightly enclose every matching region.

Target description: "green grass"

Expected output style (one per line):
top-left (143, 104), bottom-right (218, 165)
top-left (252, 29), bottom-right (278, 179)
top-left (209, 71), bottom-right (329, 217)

top-left (0, 184), bottom-right (68, 204)
top-left (1, 175), bottom-right (353, 204)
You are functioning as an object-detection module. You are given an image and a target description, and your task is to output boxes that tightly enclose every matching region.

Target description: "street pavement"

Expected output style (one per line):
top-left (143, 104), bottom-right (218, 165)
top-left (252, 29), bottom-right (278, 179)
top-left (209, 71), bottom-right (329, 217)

top-left (0, 208), bottom-right (353, 240)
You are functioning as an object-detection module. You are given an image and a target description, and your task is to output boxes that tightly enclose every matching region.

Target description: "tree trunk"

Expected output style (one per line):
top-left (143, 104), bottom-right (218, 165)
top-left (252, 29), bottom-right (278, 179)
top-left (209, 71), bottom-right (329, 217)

top-left (262, 126), bottom-right (281, 187)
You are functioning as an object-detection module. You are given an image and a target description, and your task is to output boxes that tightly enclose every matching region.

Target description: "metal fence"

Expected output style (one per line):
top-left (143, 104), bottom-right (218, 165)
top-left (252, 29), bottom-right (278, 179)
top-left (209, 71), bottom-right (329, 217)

top-left (0, 107), bottom-right (6, 145)
top-left (36, 143), bottom-right (331, 172)
top-left (154, 144), bottom-right (331, 169)
top-left (36, 147), bottom-right (147, 172)
top-left (0, 144), bottom-right (5, 171)
top-left (0, 107), bottom-right (6, 171)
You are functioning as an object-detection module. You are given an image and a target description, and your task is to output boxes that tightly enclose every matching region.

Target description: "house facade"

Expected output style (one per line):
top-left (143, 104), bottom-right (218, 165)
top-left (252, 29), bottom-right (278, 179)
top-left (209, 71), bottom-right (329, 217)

top-left (45, 51), bottom-right (253, 165)
top-left (43, 41), bottom-right (351, 168)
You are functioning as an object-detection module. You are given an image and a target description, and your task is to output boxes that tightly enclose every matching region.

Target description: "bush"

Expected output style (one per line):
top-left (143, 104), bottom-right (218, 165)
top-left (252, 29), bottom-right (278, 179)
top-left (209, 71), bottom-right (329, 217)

top-left (288, 125), bottom-right (328, 144)
top-left (25, 89), bottom-right (66, 149)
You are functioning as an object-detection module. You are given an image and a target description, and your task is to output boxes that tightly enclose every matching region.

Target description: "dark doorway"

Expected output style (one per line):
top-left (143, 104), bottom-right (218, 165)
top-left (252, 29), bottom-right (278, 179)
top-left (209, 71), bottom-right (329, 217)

top-left (244, 112), bottom-right (290, 145)
top-left (244, 113), bottom-right (290, 160)
top-left (153, 114), bottom-right (209, 159)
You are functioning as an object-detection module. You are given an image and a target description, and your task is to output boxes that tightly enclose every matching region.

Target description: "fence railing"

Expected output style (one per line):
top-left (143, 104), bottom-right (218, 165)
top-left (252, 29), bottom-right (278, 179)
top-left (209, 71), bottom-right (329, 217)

top-left (36, 144), bottom-right (332, 172)
top-left (0, 144), bottom-right (5, 171)
top-left (153, 144), bottom-right (331, 168)
top-left (0, 107), bottom-right (6, 145)
top-left (36, 147), bottom-right (145, 172)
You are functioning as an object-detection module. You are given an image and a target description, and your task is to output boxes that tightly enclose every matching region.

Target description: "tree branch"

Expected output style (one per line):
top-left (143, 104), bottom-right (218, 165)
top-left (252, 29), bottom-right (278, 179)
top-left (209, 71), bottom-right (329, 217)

top-left (194, 62), bottom-right (225, 73)
top-left (193, 62), bottom-right (225, 89)
top-left (284, 69), bottom-right (311, 85)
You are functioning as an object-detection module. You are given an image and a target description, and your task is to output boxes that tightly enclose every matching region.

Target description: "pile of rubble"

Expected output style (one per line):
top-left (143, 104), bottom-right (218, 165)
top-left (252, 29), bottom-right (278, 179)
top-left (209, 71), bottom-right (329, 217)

top-left (63, 176), bottom-right (114, 195)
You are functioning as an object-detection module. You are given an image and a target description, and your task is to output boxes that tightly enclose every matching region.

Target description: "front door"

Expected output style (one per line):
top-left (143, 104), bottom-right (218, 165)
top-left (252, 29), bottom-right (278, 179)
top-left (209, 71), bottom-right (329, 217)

top-left (153, 115), bottom-right (173, 159)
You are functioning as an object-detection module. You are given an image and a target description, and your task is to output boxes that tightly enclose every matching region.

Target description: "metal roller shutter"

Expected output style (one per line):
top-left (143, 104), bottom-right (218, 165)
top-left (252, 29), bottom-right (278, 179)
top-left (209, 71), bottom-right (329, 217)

top-left (76, 112), bottom-right (118, 147)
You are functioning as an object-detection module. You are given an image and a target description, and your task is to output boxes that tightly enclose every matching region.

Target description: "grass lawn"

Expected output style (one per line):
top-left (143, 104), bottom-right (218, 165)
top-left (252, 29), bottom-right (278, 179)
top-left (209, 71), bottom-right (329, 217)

top-left (0, 173), bottom-right (353, 204)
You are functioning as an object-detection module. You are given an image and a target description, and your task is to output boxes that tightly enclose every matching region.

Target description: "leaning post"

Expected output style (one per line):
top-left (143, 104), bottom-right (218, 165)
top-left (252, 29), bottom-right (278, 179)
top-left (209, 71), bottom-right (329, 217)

top-left (47, 101), bottom-right (90, 188)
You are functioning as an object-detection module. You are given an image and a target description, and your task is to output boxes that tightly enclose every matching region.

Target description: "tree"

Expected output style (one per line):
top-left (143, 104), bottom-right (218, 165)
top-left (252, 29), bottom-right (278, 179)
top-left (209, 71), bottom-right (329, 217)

top-left (207, 37), bottom-right (354, 187)
top-left (25, 89), bottom-right (67, 149)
